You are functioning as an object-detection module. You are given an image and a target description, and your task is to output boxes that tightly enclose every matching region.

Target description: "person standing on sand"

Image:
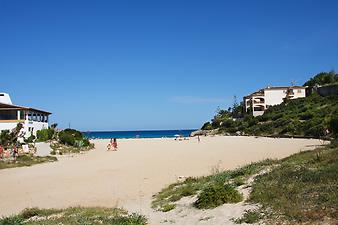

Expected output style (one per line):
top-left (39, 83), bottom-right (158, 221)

top-left (12, 145), bottom-right (18, 161)
top-left (0, 145), bottom-right (3, 160)
top-left (197, 135), bottom-right (200, 143)
top-left (112, 138), bottom-right (118, 151)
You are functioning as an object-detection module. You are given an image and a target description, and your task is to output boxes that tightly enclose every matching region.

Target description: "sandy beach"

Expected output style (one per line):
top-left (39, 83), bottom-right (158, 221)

top-left (0, 136), bottom-right (321, 223)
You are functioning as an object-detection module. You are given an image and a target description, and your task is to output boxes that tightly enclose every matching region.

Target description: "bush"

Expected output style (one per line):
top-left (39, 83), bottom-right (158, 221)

top-left (58, 131), bottom-right (75, 146)
top-left (305, 124), bottom-right (325, 137)
top-left (36, 129), bottom-right (54, 142)
top-left (194, 183), bottom-right (243, 209)
top-left (234, 209), bottom-right (263, 224)
top-left (201, 122), bottom-right (212, 130)
top-left (58, 129), bottom-right (90, 147)
top-left (0, 215), bottom-right (24, 225)
top-left (25, 134), bottom-right (36, 143)
top-left (329, 114), bottom-right (338, 135)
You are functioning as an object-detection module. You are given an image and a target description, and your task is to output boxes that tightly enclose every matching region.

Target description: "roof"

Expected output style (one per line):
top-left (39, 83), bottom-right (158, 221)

top-left (263, 86), bottom-right (306, 90)
top-left (244, 86), bottom-right (306, 98)
top-left (0, 102), bottom-right (52, 115)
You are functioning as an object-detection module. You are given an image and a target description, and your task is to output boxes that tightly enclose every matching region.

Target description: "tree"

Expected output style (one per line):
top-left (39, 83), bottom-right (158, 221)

top-left (0, 123), bottom-right (23, 146)
top-left (329, 114), bottom-right (338, 136)
top-left (304, 71), bottom-right (338, 86)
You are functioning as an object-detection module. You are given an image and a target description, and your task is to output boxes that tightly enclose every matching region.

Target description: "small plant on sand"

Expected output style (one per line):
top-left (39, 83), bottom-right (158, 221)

top-left (233, 209), bottom-right (263, 224)
top-left (194, 183), bottom-right (243, 209)
top-left (0, 155), bottom-right (57, 170)
top-left (0, 207), bottom-right (147, 225)
top-left (161, 204), bottom-right (176, 212)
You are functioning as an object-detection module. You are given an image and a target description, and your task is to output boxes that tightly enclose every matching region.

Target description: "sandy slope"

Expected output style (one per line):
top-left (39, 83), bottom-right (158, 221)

top-left (0, 136), bottom-right (320, 224)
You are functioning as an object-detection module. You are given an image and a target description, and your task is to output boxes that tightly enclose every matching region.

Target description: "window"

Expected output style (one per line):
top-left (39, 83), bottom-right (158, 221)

top-left (20, 110), bottom-right (25, 120)
top-left (0, 110), bottom-right (17, 120)
top-left (297, 89), bottom-right (302, 93)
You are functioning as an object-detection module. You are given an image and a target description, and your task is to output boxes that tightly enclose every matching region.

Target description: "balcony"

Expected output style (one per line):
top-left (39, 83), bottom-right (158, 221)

top-left (253, 97), bottom-right (265, 104)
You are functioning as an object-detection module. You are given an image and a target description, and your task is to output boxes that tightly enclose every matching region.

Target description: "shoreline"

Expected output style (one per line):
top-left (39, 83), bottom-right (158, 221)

top-left (87, 134), bottom-right (325, 141)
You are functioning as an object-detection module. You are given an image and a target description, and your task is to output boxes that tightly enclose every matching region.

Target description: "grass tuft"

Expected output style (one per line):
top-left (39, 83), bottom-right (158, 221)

top-left (233, 209), bottom-right (263, 224)
top-left (0, 207), bottom-right (147, 225)
top-left (194, 183), bottom-right (243, 209)
top-left (0, 155), bottom-right (57, 170)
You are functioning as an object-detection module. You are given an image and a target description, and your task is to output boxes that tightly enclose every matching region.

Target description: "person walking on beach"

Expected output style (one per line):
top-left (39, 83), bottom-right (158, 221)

top-left (197, 135), bottom-right (200, 143)
top-left (112, 138), bottom-right (118, 151)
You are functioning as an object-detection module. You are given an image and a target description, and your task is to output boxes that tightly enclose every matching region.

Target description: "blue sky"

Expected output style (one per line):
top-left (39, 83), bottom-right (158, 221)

top-left (1, 0), bottom-right (338, 131)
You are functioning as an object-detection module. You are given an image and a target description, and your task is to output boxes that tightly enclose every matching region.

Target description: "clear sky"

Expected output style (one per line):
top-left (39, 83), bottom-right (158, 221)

top-left (1, 0), bottom-right (338, 131)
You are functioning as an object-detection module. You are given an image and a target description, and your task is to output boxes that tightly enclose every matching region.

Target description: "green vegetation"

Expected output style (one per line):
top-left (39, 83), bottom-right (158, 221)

top-left (50, 129), bottom-right (94, 155)
top-left (0, 123), bottom-right (23, 146)
top-left (152, 160), bottom-right (275, 212)
top-left (234, 210), bottom-right (264, 224)
top-left (233, 209), bottom-right (263, 224)
top-left (0, 207), bottom-right (147, 225)
top-left (36, 128), bottom-right (55, 142)
top-left (203, 93), bottom-right (338, 138)
top-left (58, 129), bottom-right (90, 147)
top-left (201, 72), bottom-right (338, 138)
top-left (194, 183), bottom-right (243, 209)
top-left (0, 154), bottom-right (57, 170)
top-left (154, 143), bottom-right (337, 223)
top-left (304, 70), bottom-right (338, 86)
top-left (249, 145), bottom-right (338, 224)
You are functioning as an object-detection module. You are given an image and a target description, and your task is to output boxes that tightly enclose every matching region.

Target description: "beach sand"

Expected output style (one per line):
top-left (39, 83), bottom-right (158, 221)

top-left (0, 136), bottom-right (321, 224)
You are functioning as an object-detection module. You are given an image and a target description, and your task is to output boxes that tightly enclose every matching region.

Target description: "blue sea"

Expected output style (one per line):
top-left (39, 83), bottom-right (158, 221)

top-left (83, 129), bottom-right (197, 139)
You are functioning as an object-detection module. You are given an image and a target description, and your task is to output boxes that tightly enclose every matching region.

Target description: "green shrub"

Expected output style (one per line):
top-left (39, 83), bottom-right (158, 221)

top-left (194, 183), bottom-right (243, 209)
top-left (234, 209), bottom-right (263, 224)
top-left (329, 114), bottom-right (338, 135)
top-left (329, 138), bottom-right (338, 148)
top-left (161, 204), bottom-right (176, 212)
top-left (25, 134), bottom-right (36, 143)
top-left (58, 131), bottom-right (75, 146)
top-left (305, 124), bottom-right (325, 137)
top-left (58, 129), bottom-right (90, 147)
top-left (201, 122), bottom-right (212, 130)
top-left (36, 129), bottom-right (54, 142)
top-left (0, 207), bottom-right (147, 225)
top-left (0, 215), bottom-right (24, 225)
top-left (0, 130), bottom-right (11, 146)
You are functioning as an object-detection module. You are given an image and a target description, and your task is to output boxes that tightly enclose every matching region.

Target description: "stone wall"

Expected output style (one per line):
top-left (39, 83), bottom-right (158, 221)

top-left (317, 84), bottom-right (338, 96)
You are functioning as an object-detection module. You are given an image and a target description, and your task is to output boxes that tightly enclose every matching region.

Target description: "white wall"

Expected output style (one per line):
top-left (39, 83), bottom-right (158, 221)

top-left (23, 120), bottom-right (49, 137)
top-left (253, 111), bottom-right (264, 117)
top-left (0, 93), bottom-right (12, 104)
top-left (291, 88), bottom-right (306, 99)
top-left (264, 89), bottom-right (286, 106)
top-left (0, 122), bottom-right (18, 132)
top-left (0, 120), bottom-right (49, 139)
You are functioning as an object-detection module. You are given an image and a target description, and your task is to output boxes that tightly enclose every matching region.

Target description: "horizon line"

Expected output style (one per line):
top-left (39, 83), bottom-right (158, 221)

top-left (81, 128), bottom-right (198, 132)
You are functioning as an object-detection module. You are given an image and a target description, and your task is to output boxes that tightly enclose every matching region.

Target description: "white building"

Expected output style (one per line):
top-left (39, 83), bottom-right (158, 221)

top-left (243, 86), bottom-right (306, 117)
top-left (0, 93), bottom-right (51, 139)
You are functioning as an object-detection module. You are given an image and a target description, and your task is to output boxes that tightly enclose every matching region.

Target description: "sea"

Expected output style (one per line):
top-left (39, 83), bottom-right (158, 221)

top-left (83, 129), bottom-right (197, 139)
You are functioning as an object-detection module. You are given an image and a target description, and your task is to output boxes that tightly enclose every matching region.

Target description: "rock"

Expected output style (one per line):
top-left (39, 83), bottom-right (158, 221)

top-left (190, 129), bottom-right (219, 137)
